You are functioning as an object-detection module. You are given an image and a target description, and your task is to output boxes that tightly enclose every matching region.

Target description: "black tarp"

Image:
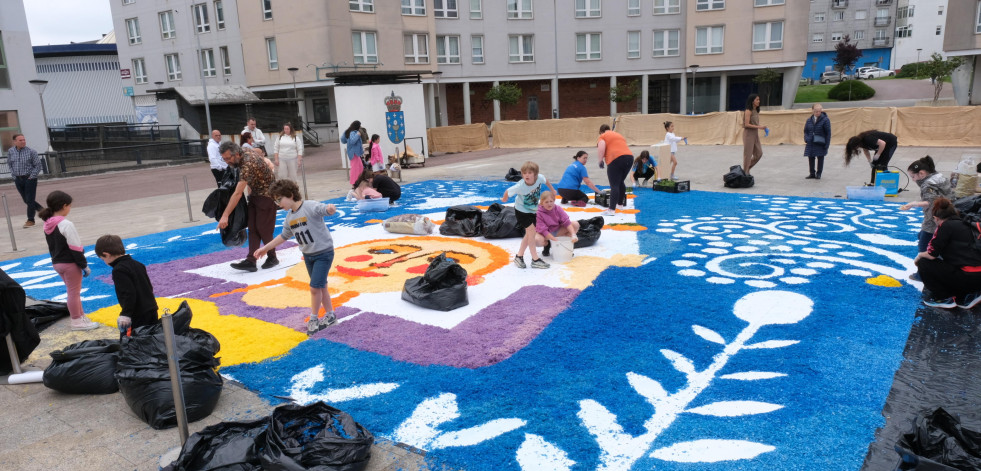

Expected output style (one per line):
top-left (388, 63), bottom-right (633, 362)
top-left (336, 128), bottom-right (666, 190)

top-left (0, 269), bottom-right (39, 375)
top-left (202, 168), bottom-right (248, 247)
top-left (25, 298), bottom-right (69, 332)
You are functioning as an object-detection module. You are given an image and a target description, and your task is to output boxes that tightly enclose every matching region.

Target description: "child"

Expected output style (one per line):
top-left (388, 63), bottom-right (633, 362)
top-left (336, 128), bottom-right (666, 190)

top-left (95, 234), bottom-right (160, 333)
top-left (631, 150), bottom-right (658, 187)
top-left (535, 191), bottom-right (580, 257)
top-left (900, 156), bottom-right (954, 280)
top-left (39, 191), bottom-right (98, 331)
top-left (369, 134), bottom-right (386, 173)
top-left (352, 174), bottom-right (384, 200)
top-left (502, 161), bottom-right (557, 269)
top-left (663, 121), bottom-right (687, 180)
top-left (254, 179), bottom-right (339, 335)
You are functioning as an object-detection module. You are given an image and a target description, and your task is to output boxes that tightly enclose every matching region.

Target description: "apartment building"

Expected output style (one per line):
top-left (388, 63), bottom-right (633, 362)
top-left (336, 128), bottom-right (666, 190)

top-left (942, 0), bottom-right (981, 105)
top-left (1, 2), bottom-right (48, 155)
top-left (805, 0), bottom-right (896, 81)
top-left (892, 0), bottom-right (948, 69)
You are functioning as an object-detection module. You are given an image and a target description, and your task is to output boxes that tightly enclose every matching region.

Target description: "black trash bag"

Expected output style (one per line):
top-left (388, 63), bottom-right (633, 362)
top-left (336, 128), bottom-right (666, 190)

top-left (130, 300), bottom-right (193, 338)
top-left (24, 297), bottom-right (69, 332)
top-left (203, 169), bottom-right (248, 247)
top-left (0, 269), bottom-right (39, 375)
top-left (260, 402), bottom-right (374, 471)
top-left (574, 216), bottom-right (605, 248)
top-left (402, 253), bottom-right (469, 311)
top-left (438, 205), bottom-right (483, 237)
top-left (482, 203), bottom-right (524, 239)
top-left (505, 167), bottom-right (522, 182)
top-left (894, 407), bottom-right (981, 471)
top-left (43, 339), bottom-right (120, 394)
top-left (723, 165), bottom-right (755, 189)
top-left (168, 418), bottom-right (269, 471)
top-left (954, 195), bottom-right (981, 224)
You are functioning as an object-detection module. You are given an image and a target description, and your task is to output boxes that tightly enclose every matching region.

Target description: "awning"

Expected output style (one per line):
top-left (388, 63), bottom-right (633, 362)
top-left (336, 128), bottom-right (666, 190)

top-left (173, 85), bottom-right (261, 106)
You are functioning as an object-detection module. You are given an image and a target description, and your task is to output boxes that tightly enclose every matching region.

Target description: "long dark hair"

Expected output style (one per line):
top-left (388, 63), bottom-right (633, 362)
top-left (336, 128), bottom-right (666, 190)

top-left (745, 94), bottom-right (760, 113)
top-left (344, 120), bottom-right (362, 137)
top-left (908, 155), bottom-right (937, 175)
top-left (633, 150), bottom-right (651, 168)
top-left (282, 122), bottom-right (294, 138)
top-left (931, 197), bottom-right (958, 220)
top-left (844, 130), bottom-right (875, 166)
top-left (38, 190), bottom-right (72, 221)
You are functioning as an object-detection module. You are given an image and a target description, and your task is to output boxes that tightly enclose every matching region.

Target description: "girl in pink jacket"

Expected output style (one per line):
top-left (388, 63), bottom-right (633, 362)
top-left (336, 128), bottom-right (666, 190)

top-left (369, 134), bottom-right (385, 172)
top-left (535, 191), bottom-right (580, 256)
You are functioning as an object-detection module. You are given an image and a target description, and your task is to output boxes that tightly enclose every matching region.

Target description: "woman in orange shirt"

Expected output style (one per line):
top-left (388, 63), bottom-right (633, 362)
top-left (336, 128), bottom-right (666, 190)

top-left (596, 124), bottom-right (633, 217)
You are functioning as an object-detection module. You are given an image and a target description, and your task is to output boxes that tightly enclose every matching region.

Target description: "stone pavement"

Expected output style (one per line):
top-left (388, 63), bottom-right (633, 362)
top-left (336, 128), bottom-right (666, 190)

top-left (1, 140), bottom-right (979, 470)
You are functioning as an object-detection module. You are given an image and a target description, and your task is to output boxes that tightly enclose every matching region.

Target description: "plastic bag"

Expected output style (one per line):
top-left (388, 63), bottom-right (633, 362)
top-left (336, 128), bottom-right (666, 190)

top-left (260, 402), bottom-right (374, 471)
top-left (0, 271), bottom-right (39, 375)
top-left (505, 168), bottom-right (522, 182)
top-left (894, 407), bottom-right (981, 470)
top-left (574, 216), bottom-right (605, 248)
top-left (482, 203), bottom-right (524, 239)
top-left (202, 169), bottom-right (248, 247)
top-left (25, 297), bottom-right (69, 332)
top-left (402, 253), bottom-right (469, 311)
top-left (438, 205), bottom-right (483, 237)
top-left (383, 214), bottom-right (435, 235)
top-left (169, 418), bottom-right (268, 471)
top-left (955, 155), bottom-right (977, 175)
top-left (43, 339), bottom-right (120, 394)
top-left (723, 165), bottom-right (755, 189)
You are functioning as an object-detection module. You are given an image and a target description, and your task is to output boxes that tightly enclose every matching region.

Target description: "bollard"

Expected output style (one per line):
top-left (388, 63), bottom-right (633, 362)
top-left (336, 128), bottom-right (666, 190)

top-left (161, 312), bottom-right (190, 445)
top-left (2, 194), bottom-right (20, 252)
top-left (300, 161), bottom-right (309, 200)
top-left (183, 176), bottom-right (196, 223)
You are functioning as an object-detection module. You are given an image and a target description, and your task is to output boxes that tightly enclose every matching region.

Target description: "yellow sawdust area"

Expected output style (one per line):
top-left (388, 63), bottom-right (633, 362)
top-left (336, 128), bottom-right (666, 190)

top-left (560, 254), bottom-right (646, 290)
top-left (89, 297), bottom-right (307, 368)
top-left (866, 274), bottom-right (902, 287)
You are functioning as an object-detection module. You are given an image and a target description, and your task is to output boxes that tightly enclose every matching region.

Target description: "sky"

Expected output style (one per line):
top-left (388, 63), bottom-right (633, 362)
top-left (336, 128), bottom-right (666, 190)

top-left (25, 0), bottom-right (115, 46)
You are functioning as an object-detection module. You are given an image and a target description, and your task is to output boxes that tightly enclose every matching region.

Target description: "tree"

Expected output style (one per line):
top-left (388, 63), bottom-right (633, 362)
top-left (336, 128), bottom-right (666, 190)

top-left (922, 53), bottom-right (965, 103)
top-left (833, 35), bottom-right (862, 77)
top-left (485, 82), bottom-right (522, 119)
top-left (752, 68), bottom-right (781, 107)
top-left (609, 80), bottom-right (641, 103)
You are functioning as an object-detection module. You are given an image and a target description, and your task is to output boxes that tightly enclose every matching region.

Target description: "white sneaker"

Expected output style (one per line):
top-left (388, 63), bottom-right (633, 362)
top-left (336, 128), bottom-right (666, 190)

top-left (602, 209), bottom-right (617, 216)
top-left (70, 316), bottom-right (99, 331)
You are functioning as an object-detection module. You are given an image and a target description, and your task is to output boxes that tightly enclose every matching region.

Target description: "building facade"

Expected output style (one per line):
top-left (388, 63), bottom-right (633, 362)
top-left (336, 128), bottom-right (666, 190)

top-left (805, 0), bottom-right (896, 80)
top-left (1, 2), bottom-right (48, 156)
top-left (892, 0), bottom-right (948, 70)
top-left (942, 0), bottom-right (981, 105)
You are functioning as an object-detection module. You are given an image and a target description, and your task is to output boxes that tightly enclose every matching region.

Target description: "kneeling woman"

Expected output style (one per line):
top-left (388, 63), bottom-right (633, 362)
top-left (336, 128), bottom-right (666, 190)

top-left (915, 197), bottom-right (981, 309)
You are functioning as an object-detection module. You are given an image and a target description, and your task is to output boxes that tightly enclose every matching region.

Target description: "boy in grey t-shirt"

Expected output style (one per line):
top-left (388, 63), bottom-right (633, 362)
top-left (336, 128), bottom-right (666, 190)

top-left (255, 179), bottom-right (339, 335)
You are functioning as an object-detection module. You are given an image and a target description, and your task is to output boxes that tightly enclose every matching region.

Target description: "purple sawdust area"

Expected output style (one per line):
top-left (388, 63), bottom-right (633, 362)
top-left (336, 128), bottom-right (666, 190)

top-left (861, 306), bottom-right (981, 470)
top-left (315, 286), bottom-right (580, 368)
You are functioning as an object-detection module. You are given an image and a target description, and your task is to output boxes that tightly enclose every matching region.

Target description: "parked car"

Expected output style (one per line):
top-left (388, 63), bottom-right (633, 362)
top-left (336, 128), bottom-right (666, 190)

top-left (857, 67), bottom-right (895, 79)
top-left (819, 71), bottom-right (850, 84)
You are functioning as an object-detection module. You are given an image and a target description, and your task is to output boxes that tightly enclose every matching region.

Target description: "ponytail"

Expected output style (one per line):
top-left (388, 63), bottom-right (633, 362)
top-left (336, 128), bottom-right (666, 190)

top-left (39, 190), bottom-right (72, 221)
top-left (931, 197), bottom-right (958, 220)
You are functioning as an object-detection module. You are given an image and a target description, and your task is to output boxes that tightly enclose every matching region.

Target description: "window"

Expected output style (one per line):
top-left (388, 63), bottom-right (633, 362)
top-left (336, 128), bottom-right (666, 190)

top-left (435, 0), bottom-right (458, 18)
top-left (753, 21), bottom-right (783, 50)
top-left (938, 6), bottom-right (943, 15)
top-left (653, 29), bottom-right (679, 56)
top-left (875, 28), bottom-right (887, 39)
top-left (508, 34), bottom-right (534, 62)
top-left (754, 0), bottom-right (784, 5)
top-left (402, 0), bottom-right (425, 15)
top-left (0, 112), bottom-right (20, 148)
top-left (812, 33), bottom-right (824, 43)
top-left (627, 31), bottom-right (640, 58)
top-left (853, 30), bottom-right (865, 40)
top-left (695, 26), bottom-right (723, 54)
top-left (575, 0), bottom-right (600, 18)
top-left (507, 0), bottom-right (533, 19)
top-left (349, 0), bottom-right (372, 13)
top-left (352, 31), bottom-right (378, 64)
top-left (122, 0), bottom-right (134, 4)
top-left (193, 3), bottom-right (210, 33)
top-left (855, 10), bottom-right (867, 20)
top-left (0, 35), bottom-right (9, 88)
top-left (895, 25), bottom-right (911, 38)
top-left (833, 11), bottom-right (844, 21)
top-left (215, 1), bottom-right (225, 29)
top-left (404, 34), bottom-right (429, 63)
top-left (201, 49), bottom-right (216, 77)
top-left (132, 58), bottom-right (147, 84)
top-left (470, 0), bottom-right (482, 18)
top-left (814, 12), bottom-right (824, 22)
top-left (876, 8), bottom-right (888, 19)
top-left (126, 18), bottom-right (141, 45)
top-left (696, 0), bottom-right (724, 11)
top-left (977, 1), bottom-right (981, 34)
top-left (936, 25), bottom-right (942, 35)
top-left (654, 0), bottom-right (680, 14)
top-left (471, 35), bottom-right (484, 63)
top-left (265, 38), bottom-right (278, 69)
top-left (165, 53), bottom-right (181, 80)
top-left (437, 35), bottom-right (460, 63)
top-left (159, 11), bottom-right (175, 39)
top-left (627, 0), bottom-right (639, 16)
top-left (575, 33), bottom-right (601, 60)
top-left (262, 0), bottom-right (273, 19)
top-left (220, 46), bottom-right (231, 75)
top-left (831, 32), bottom-right (843, 41)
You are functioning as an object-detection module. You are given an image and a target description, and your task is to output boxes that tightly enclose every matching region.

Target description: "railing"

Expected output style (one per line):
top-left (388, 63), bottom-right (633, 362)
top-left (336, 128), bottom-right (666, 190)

top-left (873, 16), bottom-right (891, 26)
top-left (49, 124), bottom-right (182, 144)
top-left (831, 0), bottom-right (848, 8)
top-left (0, 140), bottom-right (206, 180)
top-left (301, 121), bottom-right (321, 147)
top-left (875, 0), bottom-right (892, 5)
top-left (872, 37), bottom-right (890, 47)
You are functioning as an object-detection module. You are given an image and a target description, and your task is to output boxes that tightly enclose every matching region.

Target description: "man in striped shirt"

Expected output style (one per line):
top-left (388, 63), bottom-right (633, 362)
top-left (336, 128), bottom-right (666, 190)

top-left (7, 134), bottom-right (44, 228)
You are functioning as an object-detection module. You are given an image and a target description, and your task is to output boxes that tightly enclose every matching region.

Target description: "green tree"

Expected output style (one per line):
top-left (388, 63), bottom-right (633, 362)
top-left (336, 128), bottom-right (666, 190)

top-left (609, 80), bottom-right (641, 103)
top-left (485, 82), bottom-right (522, 119)
top-left (833, 35), bottom-right (862, 77)
top-left (752, 68), bottom-right (781, 106)
top-left (922, 53), bottom-right (965, 103)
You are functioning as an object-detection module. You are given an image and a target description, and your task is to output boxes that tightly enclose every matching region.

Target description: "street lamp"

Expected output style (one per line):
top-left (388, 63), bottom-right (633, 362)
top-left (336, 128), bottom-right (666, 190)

top-left (916, 48), bottom-right (922, 78)
top-left (287, 67), bottom-right (299, 121)
top-left (688, 65), bottom-right (700, 115)
top-left (28, 79), bottom-right (53, 152)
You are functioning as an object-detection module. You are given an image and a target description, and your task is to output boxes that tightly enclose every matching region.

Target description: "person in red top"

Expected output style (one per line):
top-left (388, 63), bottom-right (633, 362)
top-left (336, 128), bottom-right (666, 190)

top-left (915, 197), bottom-right (981, 309)
top-left (596, 124), bottom-right (633, 217)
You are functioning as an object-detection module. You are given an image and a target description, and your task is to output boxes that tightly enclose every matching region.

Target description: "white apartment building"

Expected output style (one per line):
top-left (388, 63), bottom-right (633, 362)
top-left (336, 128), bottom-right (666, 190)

top-left (892, 0), bottom-right (948, 69)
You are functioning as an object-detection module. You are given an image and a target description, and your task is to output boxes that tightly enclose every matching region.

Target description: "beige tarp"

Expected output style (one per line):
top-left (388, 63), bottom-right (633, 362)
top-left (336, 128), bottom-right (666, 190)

top-left (490, 117), bottom-right (613, 148)
top-left (615, 112), bottom-right (739, 146)
top-left (894, 107), bottom-right (981, 147)
top-left (427, 123), bottom-right (490, 153)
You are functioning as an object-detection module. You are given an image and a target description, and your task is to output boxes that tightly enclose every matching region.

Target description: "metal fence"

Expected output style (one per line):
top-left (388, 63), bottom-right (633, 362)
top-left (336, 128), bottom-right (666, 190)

top-left (49, 124), bottom-right (183, 144)
top-left (0, 140), bottom-right (207, 180)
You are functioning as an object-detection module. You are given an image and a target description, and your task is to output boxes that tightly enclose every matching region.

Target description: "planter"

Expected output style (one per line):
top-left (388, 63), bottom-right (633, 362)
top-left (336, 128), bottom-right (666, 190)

top-left (653, 180), bottom-right (690, 193)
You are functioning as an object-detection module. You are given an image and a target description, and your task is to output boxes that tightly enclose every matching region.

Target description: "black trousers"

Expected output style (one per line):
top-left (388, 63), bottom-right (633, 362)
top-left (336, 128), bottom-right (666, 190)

top-left (807, 155), bottom-right (825, 177)
top-left (246, 195), bottom-right (277, 263)
top-left (557, 187), bottom-right (588, 204)
top-left (606, 154), bottom-right (633, 210)
top-left (917, 258), bottom-right (981, 299)
top-left (13, 176), bottom-right (42, 222)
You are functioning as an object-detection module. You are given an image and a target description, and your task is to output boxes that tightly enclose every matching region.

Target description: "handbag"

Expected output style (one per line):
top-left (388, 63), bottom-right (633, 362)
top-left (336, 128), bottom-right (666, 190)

top-left (812, 134), bottom-right (826, 145)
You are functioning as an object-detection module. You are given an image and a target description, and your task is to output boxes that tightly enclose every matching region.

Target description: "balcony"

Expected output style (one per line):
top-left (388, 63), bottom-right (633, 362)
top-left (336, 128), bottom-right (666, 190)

top-left (831, 0), bottom-right (848, 8)
top-left (872, 37), bottom-right (890, 47)
top-left (873, 16), bottom-right (891, 26)
top-left (875, 0), bottom-right (892, 4)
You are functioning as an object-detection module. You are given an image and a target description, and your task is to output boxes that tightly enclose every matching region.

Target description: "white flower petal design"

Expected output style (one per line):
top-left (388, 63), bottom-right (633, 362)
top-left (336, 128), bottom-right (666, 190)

top-left (651, 439), bottom-right (776, 463)
top-left (744, 340), bottom-right (799, 349)
top-left (686, 400), bottom-right (784, 417)
top-left (516, 434), bottom-right (575, 470)
top-left (720, 371), bottom-right (788, 381)
top-left (692, 325), bottom-right (726, 344)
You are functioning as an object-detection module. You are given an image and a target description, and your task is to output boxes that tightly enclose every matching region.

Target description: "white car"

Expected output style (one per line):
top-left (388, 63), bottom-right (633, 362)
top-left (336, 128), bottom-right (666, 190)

top-left (857, 67), bottom-right (895, 79)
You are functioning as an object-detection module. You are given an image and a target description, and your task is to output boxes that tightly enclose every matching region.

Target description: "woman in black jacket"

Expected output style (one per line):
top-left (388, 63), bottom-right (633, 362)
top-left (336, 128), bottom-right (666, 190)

top-left (803, 104), bottom-right (830, 179)
top-left (915, 197), bottom-right (981, 309)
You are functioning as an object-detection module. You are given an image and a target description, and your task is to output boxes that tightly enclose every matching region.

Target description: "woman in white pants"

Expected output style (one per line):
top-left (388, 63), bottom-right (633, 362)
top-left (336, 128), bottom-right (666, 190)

top-left (274, 123), bottom-right (303, 181)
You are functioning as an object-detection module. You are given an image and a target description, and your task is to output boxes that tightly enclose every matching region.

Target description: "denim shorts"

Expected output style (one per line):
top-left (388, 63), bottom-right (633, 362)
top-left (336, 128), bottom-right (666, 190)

top-left (303, 249), bottom-right (334, 289)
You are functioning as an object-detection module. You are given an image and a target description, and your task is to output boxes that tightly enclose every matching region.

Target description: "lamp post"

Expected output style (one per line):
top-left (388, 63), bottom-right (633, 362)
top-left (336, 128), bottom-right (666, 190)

top-left (688, 65), bottom-right (699, 115)
top-left (916, 48), bottom-right (922, 78)
top-left (28, 79), bottom-right (53, 152)
top-left (287, 67), bottom-right (299, 122)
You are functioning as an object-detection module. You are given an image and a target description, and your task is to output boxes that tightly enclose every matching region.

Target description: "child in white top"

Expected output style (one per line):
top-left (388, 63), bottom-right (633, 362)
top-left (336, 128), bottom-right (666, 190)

top-left (663, 121), bottom-right (687, 181)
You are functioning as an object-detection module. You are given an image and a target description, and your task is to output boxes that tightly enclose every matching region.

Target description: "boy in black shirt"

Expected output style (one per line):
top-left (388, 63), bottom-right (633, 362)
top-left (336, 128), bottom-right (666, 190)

top-left (95, 235), bottom-right (160, 332)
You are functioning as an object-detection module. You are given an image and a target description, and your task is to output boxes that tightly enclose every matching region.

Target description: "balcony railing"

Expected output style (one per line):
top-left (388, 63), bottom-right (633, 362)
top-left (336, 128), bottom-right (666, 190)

top-left (873, 16), bottom-right (891, 26)
top-left (875, 0), bottom-right (892, 5)
top-left (872, 37), bottom-right (890, 47)
top-left (831, 0), bottom-right (848, 8)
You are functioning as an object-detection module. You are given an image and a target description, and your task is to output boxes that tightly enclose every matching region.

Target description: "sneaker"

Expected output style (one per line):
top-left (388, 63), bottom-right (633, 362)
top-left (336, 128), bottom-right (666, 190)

top-left (602, 209), bottom-right (617, 217)
top-left (231, 260), bottom-right (258, 272)
top-left (22, 220), bottom-right (34, 228)
top-left (306, 317), bottom-right (320, 336)
top-left (922, 297), bottom-right (957, 309)
top-left (530, 258), bottom-right (550, 269)
top-left (261, 257), bottom-right (279, 269)
top-left (956, 292), bottom-right (981, 309)
top-left (571, 200), bottom-right (587, 208)
top-left (908, 272), bottom-right (922, 282)
top-left (542, 241), bottom-right (551, 257)
top-left (513, 255), bottom-right (526, 269)
top-left (319, 313), bottom-right (337, 329)
top-left (70, 316), bottom-right (99, 331)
